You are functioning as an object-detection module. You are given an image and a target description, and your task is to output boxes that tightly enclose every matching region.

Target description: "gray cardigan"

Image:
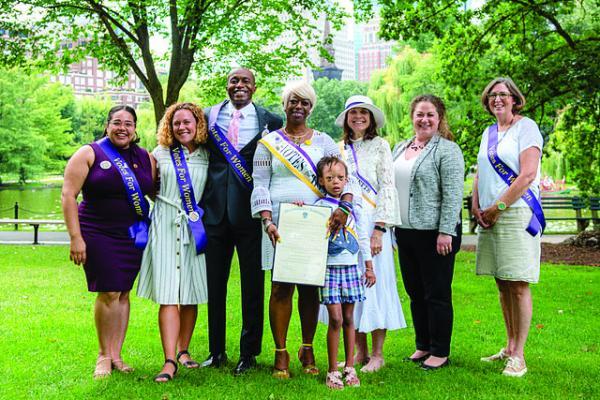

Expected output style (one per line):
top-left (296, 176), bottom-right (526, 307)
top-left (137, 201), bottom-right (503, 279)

top-left (392, 135), bottom-right (465, 236)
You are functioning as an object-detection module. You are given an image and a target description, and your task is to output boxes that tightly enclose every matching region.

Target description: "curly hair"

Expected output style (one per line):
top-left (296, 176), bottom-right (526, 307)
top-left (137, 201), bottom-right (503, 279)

top-left (342, 109), bottom-right (378, 144)
top-left (316, 155), bottom-right (347, 178)
top-left (157, 102), bottom-right (208, 147)
top-left (410, 94), bottom-right (454, 142)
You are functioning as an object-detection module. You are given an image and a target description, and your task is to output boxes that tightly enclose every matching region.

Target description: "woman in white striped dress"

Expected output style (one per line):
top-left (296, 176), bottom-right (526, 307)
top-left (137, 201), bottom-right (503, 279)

top-left (137, 103), bottom-right (209, 382)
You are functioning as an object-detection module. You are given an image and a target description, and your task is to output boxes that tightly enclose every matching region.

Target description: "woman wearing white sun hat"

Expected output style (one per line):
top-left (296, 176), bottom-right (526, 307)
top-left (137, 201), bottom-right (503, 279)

top-left (333, 95), bottom-right (407, 373)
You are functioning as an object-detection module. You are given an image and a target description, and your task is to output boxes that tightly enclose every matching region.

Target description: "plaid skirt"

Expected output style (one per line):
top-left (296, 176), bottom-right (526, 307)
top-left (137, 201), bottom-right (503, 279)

top-left (320, 264), bottom-right (365, 305)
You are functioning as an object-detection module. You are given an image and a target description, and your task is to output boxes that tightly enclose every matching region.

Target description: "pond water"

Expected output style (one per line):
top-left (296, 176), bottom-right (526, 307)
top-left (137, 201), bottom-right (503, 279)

top-left (0, 186), bottom-right (587, 234)
top-left (0, 186), bottom-right (64, 220)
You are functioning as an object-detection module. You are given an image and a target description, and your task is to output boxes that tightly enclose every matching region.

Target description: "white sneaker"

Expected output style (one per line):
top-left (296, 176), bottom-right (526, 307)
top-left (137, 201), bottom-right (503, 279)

top-left (481, 348), bottom-right (508, 362)
top-left (502, 357), bottom-right (527, 377)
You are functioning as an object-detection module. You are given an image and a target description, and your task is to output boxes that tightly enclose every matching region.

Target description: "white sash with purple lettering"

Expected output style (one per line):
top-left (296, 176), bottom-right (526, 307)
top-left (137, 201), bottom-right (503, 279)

top-left (259, 130), bottom-right (324, 198)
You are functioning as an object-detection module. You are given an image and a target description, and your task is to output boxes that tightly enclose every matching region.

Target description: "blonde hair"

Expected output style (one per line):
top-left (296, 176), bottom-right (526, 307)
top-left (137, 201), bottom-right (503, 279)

top-left (481, 77), bottom-right (526, 115)
top-left (410, 94), bottom-right (454, 141)
top-left (281, 81), bottom-right (317, 113)
top-left (157, 102), bottom-right (208, 147)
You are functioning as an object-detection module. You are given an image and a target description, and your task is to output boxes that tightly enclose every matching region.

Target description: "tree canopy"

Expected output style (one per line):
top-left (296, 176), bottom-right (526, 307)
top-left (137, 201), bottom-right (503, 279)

top-left (364, 0), bottom-right (600, 193)
top-left (0, 0), bottom-right (345, 124)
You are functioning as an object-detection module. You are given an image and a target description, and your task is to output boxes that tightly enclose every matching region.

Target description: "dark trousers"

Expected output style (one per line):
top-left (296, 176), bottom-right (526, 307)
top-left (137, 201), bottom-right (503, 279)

top-left (205, 217), bottom-right (264, 357)
top-left (395, 227), bottom-right (461, 357)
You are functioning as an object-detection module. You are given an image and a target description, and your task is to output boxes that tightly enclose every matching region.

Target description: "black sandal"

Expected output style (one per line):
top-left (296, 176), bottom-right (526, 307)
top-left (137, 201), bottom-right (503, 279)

top-left (154, 359), bottom-right (178, 382)
top-left (177, 350), bottom-right (200, 368)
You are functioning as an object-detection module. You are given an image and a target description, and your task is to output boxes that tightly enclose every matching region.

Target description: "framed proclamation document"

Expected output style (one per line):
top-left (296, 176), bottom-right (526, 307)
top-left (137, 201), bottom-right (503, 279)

top-left (272, 203), bottom-right (331, 286)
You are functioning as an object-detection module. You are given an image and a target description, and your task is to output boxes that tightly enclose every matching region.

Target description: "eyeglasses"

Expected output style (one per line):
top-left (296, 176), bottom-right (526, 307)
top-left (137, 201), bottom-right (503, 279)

top-left (487, 92), bottom-right (512, 100)
top-left (110, 120), bottom-right (135, 128)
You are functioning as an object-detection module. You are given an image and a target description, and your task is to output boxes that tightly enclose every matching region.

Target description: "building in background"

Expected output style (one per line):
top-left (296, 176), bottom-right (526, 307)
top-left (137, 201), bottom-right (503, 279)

top-left (50, 56), bottom-right (150, 108)
top-left (355, 13), bottom-right (395, 82)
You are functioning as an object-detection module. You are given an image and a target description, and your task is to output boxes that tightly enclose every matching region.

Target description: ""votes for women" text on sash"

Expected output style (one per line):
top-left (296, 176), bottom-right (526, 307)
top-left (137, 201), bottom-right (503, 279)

top-left (169, 145), bottom-right (208, 254)
top-left (208, 104), bottom-right (253, 190)
top-left (97, 137), bottom-right (150, 249)
top-left (487, 123), bottom-right (546, 236)
top-left (260, 130), bottom-right (323, 198)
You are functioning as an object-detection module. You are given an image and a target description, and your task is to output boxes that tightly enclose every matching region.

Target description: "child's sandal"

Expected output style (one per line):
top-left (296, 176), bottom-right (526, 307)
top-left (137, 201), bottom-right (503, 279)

top-left (326, 371), bottom-right (344, 390)
top-left (343, 367), bottom-right (360, 387)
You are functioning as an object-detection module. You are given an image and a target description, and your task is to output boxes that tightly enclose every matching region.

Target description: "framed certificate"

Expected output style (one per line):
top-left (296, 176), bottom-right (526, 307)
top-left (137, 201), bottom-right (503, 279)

top-left (272, 203), bottom-right (331, 286)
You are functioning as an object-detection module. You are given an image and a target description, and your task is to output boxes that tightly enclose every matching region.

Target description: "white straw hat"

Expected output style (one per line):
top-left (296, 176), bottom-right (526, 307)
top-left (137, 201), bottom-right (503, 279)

top-left (335, 95), bottom-right (385, 129)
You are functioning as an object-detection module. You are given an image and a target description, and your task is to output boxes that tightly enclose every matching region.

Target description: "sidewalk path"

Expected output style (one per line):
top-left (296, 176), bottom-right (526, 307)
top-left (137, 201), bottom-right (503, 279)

top-left (0, 230), bottom-right (575, 246)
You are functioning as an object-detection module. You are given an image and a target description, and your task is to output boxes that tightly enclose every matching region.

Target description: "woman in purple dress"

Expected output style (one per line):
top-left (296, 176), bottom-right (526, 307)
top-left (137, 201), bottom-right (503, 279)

top-left (62, 105), bottom-right (155, 379)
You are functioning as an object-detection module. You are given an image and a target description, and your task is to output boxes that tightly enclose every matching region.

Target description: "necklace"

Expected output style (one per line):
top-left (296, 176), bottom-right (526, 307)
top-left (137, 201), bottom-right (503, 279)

top-left (498, 115), bottom-right (516, 131)
top-left (409, 139), bottom-right (429, 151)
top-left (283, 128), bottom-right (310, 145)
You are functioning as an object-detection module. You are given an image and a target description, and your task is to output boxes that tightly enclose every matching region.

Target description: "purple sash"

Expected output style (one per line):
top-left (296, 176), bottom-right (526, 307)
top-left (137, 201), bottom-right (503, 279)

top-left (274, 129), bottom-right (321, 190)
top-left (97, 137), bottom-right (150, 249)
top-left (208, 104), bottom-right (253, 190)
top-left (348, 143), bottom-right (378, 201)
top-left (487, 123), bottom-right (545, 236)
top-left (169, 145), bottom-right (208, 254)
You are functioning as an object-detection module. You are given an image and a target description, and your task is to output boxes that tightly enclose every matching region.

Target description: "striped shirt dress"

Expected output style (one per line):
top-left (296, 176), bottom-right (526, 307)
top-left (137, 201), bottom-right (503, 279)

top-left (137, 145), bottom-right (209, 305)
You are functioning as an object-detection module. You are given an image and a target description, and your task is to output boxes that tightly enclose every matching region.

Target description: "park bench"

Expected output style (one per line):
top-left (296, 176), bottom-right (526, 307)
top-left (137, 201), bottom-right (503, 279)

top-left (0, 219), bottom-right (65, 244)
top-left (463, 195), bottom-right (595, 233)
top-left (590, 197), bottom-right (600, 230)
top-left (541, 196), bottom-right (590, 232)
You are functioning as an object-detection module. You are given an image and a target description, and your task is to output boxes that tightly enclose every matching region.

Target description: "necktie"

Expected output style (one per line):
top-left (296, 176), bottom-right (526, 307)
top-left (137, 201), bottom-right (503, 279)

top-left (228, 109), bottom-right (242, 148)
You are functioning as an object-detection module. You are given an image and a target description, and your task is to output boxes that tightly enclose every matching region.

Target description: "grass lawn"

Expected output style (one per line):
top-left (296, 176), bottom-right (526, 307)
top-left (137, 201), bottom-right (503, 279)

top-left (1, 245), bottom-right (598, 399)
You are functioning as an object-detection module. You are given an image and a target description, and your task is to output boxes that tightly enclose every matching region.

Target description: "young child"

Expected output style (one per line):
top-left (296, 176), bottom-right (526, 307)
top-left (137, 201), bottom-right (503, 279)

top-left (315, 156), bottom-right (376, 389)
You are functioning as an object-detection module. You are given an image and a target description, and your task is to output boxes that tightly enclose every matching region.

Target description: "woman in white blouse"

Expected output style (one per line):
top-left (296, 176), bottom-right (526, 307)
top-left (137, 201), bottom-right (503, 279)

top-left (335, 96), bottom-right (406, 372)
top-left (251, 82), bottom-right (350, 379)
top-left (473, 77), bottom-right (544, 378)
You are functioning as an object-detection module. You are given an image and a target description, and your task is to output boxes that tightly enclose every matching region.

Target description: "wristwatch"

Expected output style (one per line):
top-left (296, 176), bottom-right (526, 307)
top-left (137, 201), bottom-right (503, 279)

top-left (496, 201), bottom-right (507, 211)
top-left (373, 225), bottom-right (387, 233)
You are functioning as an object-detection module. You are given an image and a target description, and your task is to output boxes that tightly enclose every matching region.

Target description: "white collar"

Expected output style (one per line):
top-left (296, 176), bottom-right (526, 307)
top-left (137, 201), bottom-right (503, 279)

top-left (226, 101), bottom-right (255, 118)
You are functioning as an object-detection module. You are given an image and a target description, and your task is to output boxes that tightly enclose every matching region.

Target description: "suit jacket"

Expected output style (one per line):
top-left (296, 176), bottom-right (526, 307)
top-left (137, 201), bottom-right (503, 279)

top-left (202, 100), bottom-right (283, 226)
top-left (392, 135), bottom-right (464, 235)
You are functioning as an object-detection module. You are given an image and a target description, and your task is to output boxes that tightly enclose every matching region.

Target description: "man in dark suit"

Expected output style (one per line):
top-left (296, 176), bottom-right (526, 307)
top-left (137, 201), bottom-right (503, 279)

top-left (201, 68), bottom-right (283, 375)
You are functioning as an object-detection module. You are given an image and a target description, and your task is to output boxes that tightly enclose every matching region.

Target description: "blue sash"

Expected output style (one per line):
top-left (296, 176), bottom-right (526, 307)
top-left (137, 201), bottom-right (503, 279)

top-left (317, 197), bottom-right (359, 255)
top-left (169, 145), bottom-right (208, 255)
top-left (97, 137), bottom-right (150, 249)
top-left (208, 103), bottom-right (253, 190)
top-left (487, 123), bottom-right (545, 236)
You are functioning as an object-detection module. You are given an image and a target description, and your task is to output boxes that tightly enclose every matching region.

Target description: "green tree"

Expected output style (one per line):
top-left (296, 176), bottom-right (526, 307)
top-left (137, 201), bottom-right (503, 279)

top-left (0, 68), bottom-right (74, 182)
top-left (69, 96), bottom-right (113, 144)
top-left (0, 0), bottom-right (346, 124)
top-left (363, 0), bottom-right (600, 186)
top-left (310, 78), bottom-right (368, 140)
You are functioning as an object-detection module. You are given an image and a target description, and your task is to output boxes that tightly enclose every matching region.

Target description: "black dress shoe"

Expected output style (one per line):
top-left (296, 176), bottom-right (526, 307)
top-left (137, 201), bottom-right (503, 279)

top-left (233, 356), bottom-right (257, 376)
top-left (421, 358), bottom-right (450, 371)
top-left (200, 353), bottom-right (228, 368)
top-left (403, 354), bottom-right (430, 363)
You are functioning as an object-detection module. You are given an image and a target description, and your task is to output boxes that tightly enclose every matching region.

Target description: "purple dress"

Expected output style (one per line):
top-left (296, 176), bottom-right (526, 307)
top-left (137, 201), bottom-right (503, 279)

top-left (79, 141), bottom-right (153, 292)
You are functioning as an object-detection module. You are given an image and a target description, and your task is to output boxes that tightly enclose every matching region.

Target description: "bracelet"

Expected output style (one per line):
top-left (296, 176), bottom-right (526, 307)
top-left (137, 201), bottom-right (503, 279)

top-left (339, 200), bottom-right (353, 212)
top-left (373, 225), bottom-right (387, 233)
top-left (263, 220), bottom-right (274, 233)
top-left (338, 206), bottom-right (350, 216)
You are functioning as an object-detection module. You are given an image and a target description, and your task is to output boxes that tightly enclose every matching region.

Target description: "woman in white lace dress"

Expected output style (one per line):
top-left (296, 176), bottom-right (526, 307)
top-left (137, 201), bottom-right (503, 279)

top-left (335, 96), bottom-right (406, 372)
top-left (251, 82), bottom-right (352, 379)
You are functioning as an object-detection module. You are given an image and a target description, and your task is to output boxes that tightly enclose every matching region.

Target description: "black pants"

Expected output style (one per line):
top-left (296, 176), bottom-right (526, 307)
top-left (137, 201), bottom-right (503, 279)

top-left (205, 218), bottom-right (264, 357)
top-left (395, 227), bottom-right (461, 357)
